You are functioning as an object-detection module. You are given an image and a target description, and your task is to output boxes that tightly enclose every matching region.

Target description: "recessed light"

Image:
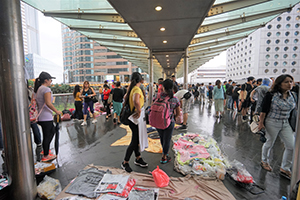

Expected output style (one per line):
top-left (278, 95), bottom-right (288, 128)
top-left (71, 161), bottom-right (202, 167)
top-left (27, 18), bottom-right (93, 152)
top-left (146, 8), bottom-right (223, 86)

top-left (166, 55), bottom-right (169, 57)
top-left (167, 66), bottom-right (170, 67)
top-left (167, 59), bottom-right (169, 62)
top-left (160, 27), bottom-right (165, 32)
top-left (155, 6), bottom-right (162, 11)
top-left (163, 40), bottom-right (167, 44)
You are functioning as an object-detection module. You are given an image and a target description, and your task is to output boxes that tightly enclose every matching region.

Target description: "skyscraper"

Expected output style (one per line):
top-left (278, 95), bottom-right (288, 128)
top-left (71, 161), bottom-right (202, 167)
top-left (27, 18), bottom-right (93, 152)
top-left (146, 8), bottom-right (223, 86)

top-left (62, 25), bottom-right (144, 83)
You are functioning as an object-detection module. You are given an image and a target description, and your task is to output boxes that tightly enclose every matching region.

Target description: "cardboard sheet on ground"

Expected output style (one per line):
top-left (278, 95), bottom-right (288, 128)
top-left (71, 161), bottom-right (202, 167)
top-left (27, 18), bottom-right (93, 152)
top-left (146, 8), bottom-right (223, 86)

top-left (56, 165), bottom-right (236, 200)
top-left (111, 124), bottom-right (180, 153)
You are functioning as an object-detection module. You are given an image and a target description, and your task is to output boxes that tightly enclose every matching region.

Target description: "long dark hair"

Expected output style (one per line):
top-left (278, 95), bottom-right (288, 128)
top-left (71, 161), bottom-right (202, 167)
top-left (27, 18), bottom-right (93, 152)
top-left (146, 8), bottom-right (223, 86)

top-left (162, 79), bottom-right (174, 98)
top-left (215, 80), bottom-right (221, 89)
top-left (124, 72), bottom-right (142, 105)
top-left (73, 85), bottom-right (80, 98)
top-left (34, 78), bottom-right (47, 93)
top-left (270, 74), bottom-right (293, 94)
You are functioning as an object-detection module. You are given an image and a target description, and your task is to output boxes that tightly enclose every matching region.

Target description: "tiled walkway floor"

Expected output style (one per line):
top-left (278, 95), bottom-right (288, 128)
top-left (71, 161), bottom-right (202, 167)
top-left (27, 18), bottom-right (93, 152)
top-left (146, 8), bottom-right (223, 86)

top-left (42, 101), bottom-right (290, 199)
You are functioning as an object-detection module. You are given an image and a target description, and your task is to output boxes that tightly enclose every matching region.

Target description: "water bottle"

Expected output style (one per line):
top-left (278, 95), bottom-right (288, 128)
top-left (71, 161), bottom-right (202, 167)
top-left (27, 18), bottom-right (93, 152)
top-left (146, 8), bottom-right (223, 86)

top-left (281, 196), bottom-right (287, 200)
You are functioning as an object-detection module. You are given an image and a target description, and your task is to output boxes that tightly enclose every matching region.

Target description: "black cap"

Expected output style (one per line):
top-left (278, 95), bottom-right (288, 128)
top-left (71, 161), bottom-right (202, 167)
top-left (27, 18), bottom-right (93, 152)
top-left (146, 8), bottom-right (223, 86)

top-left (38, 71), bottom-right (55, 80)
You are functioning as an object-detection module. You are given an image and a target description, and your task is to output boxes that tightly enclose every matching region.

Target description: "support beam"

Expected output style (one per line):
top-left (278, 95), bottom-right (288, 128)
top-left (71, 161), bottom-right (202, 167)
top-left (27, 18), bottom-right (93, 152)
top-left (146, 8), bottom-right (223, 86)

top-left (148, 51), bottom-right (154, 104)
top-left (70, 27), bottom-right (136, 37)
top-left (189, 51), bottom-right (223, 60)
top-left (0, 0), bottom-right (37, 199)
top-left (197, 7), bottom-right (291, 34)
top-left (107, 47), bottom-right (148, 55)
top-left (94, 41), bottom-right (147, 51)
top-left (208, 0), bottom-right (270, 17)
top-left (183, 49), bottom-right (189, 89)
top-left (88, 37), bottom-right (145, 47)
top-left (44, 11), bottom-right (126, 23)
top-left (189, 37), bottom-right (243, 51)
top-left (192, 24), bottom-right (262, 44)
top-left (190, 42), bottom-right (235, 55)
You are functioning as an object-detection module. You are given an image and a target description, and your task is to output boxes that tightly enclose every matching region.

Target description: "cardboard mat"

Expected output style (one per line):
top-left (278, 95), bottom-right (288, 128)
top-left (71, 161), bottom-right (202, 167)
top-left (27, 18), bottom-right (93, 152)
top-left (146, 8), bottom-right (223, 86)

top-left (56, 165), bottom-right (236, 200)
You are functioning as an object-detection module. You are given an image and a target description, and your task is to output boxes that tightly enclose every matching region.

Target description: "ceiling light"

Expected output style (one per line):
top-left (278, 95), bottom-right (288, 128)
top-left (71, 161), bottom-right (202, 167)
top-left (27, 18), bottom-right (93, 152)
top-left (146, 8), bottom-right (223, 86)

top-left (166, 55), bottom-right (169, 57)
top-left (167, 66), bottom-right (170, 67)
top-left (167, 59), bottom-right (169, 62)
top-left (163, 40), bottom-right (167, 44)
top-left (155, 6), bottom-right (162, 11)
top-left (160, 27), bottom-right (165, 32)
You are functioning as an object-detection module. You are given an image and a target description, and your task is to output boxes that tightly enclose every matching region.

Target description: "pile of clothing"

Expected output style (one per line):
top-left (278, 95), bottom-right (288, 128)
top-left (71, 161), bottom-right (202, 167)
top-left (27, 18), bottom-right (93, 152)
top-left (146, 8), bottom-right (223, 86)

top-left (172, 133), bottom-right (229, 179)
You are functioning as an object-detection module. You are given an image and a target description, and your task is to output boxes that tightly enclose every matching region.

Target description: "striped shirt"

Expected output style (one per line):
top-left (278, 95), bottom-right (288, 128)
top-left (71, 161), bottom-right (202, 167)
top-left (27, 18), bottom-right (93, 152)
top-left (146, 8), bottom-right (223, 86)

top-left (268, 91), bottom-right (297, 120)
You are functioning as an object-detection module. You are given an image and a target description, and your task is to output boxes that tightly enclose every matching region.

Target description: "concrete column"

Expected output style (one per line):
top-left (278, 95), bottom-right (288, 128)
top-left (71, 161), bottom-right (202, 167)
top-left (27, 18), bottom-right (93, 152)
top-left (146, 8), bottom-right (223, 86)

top-left (148, 50), bottom-right (153, 104)
top-left (0, 0), bottom-right (37, 199)
top-left (183, 48), bottom-right (189, 89)
top-left (291, 86), bottom-right (300, 197)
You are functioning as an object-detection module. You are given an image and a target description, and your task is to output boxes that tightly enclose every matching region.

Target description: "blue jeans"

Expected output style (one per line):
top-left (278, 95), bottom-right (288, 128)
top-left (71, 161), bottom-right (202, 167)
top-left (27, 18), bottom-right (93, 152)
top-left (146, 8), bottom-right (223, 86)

top-left (232, 98), bottom-right (239, 110)
top-left (156, 121), bottom-right (175, 155)
top-left (31, 122), bottom-right (41, 145)
top-left (262, 118), bottom-right (294, 171)
top-left (227, 95), bottom-right (233, 109)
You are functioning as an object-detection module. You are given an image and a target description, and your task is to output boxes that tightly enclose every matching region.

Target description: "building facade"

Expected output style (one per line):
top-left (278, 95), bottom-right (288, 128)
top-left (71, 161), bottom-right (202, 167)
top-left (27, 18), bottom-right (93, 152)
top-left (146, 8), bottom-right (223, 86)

top-left (25, 53), bottom-right (63, 83)
top-left (21, 1), bottom-right (40, 56)
top-left (190, 65), bottom-right (226, 84)
top-left (62, 26), bottom-right (144, 84)
top-left (226, 3), bottom-right (300, 82)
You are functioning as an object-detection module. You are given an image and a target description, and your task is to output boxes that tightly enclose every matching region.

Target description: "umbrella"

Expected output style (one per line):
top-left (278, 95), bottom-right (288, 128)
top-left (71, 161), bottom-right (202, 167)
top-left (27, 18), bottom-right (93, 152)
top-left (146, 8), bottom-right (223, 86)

top-left (54, 114), bottom-right (61, 167)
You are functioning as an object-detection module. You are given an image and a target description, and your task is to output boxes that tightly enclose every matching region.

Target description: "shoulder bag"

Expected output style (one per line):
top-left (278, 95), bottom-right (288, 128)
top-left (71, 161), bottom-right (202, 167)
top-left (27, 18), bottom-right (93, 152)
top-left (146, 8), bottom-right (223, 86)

top-left (289, 92), bottom-right (298, 132)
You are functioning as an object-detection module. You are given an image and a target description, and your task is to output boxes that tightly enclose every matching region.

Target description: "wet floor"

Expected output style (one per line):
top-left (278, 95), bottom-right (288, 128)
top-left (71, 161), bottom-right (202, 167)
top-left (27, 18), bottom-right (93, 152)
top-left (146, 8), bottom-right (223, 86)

top-left (35, 101), bottom-right (290, 199)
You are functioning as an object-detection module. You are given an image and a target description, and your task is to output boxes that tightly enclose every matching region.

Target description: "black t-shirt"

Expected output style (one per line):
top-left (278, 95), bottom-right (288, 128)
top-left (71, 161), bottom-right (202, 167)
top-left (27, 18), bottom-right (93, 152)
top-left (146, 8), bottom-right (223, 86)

top-left (112, 88), bottom-right (124, 102)
top-left (82, 88), bottom-right (93, 102)
top-left (226, 85), bottom-right (233, 95)
top-left (232, 87), bottom-right (241, 99)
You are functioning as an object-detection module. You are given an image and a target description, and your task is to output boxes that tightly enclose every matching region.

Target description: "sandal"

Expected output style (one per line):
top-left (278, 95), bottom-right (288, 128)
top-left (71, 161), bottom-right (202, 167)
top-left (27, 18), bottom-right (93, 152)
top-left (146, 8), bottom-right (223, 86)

top-left (261, 161), bottom-right (272, 172)
top-left (280, 168), bottom-right (291, 179)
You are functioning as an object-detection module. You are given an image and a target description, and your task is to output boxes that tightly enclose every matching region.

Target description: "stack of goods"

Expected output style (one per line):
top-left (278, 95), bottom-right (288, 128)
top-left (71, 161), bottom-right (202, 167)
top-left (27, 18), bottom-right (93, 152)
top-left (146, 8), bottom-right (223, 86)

top-left (172, 133), bottom-right (228, 179)
top-left (35, 162), bottom-right (56, 175)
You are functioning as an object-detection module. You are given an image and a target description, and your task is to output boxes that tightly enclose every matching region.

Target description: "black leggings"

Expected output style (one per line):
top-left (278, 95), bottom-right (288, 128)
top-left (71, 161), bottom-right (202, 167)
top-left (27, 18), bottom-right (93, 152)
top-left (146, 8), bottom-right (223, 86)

top-left (103, 99), bottom-right (111, 116)
top-left (124, 121), bottom-right (140, 161)
top-left (38, 121), bottom-right (55, 156)
top-left (74, 101), bottom-right (83, 119)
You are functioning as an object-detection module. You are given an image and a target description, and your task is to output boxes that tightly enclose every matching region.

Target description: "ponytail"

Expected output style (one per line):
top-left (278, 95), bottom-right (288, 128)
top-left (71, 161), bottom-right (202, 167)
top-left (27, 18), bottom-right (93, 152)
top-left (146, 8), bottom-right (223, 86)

top-left (34, 78), bottom-right (42, 93)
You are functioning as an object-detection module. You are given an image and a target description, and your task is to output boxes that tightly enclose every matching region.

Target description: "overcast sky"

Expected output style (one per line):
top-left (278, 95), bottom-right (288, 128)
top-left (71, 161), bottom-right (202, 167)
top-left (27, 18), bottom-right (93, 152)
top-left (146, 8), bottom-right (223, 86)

top-left (38, 12), bottom-right (63, 68)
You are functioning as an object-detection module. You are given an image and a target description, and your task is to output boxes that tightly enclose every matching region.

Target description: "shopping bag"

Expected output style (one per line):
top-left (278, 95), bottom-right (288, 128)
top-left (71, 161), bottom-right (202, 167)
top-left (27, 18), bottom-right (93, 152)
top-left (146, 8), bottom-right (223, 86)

top-left (150, 166), bottom-right (169, 188)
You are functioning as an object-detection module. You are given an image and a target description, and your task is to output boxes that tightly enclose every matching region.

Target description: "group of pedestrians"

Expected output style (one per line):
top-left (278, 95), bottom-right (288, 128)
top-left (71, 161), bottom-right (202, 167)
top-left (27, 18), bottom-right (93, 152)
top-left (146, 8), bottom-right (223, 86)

top-left (190, 74), bottom-right (298, 179)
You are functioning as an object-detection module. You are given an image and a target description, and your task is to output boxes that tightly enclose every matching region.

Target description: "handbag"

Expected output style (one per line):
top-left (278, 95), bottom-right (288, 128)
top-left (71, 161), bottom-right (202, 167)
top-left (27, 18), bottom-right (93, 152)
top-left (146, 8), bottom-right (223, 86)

top-left (289, 92), bottom-right (298, 132)
top-left (91, 96), bottom-right (98, 103)
top-left (120, 102), bottom-right (135, 125)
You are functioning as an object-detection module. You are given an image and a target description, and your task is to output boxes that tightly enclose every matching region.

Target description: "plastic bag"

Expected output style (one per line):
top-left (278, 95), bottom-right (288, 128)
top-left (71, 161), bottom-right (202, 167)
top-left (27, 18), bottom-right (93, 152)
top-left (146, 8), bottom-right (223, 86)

top-left (150, 166), bottom-right (169, 188)
top-left (37, 175), bottom-right (61, 200)
top-left (228, 160), bottom-right (253, 184)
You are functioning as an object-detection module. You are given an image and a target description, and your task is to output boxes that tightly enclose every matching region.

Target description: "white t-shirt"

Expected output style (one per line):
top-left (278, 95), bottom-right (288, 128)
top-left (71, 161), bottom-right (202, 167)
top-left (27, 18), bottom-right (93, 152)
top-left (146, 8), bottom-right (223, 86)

top-left (174, 89), bottom-right (189, 100)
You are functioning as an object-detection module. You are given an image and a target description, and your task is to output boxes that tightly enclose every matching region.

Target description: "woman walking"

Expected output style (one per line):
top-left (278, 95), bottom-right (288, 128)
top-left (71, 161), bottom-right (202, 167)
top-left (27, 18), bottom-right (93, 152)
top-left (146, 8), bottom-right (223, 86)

top-left (112, 81), bottom-right (124, 124)
top-left (121, 72), bottom-right (148, 172)
top-left (258, 74), bottom-right (297, 179)
top-left (213, 80), bottom-right (225, 118)
top-left (80, 81), bottom-right (97, 126)
top-left (73, 85), bottom-right (83, 120)
top-left (155, 79), bottom-right (180, 163)
top-left (102, 84), bottom-right (111, 119)
top-left (34, 72), bottom-right (62, 162)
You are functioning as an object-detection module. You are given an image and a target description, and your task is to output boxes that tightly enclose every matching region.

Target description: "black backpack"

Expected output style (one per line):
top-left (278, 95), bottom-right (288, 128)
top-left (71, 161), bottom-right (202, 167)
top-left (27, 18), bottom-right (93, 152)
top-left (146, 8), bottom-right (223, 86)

top-left (226, 85), bottom-right (233, 95)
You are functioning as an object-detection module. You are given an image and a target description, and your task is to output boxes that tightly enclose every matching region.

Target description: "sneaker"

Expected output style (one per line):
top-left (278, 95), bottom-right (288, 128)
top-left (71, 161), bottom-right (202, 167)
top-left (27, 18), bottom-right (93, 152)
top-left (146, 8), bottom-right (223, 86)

top-left (121, 162), bottom-right (132, 173)
top-left (40, 149), bottom-right (52, 155)
top-left (242, 116), bottom-right (248, 123)
top-left (113, 118), bottom-right (117, 123)
top-left (81, 121), bottom-right (87, 126)
top-left (41, 154), bottom-right (56, 162)
top-left (92, 119), bottom-right (97, 124)
top-left (178, 125), bottom-right (187, 130)
top-left (160, 156), bottom-right (171, 164)
top-left (134, 157), bottom-right (148, 167)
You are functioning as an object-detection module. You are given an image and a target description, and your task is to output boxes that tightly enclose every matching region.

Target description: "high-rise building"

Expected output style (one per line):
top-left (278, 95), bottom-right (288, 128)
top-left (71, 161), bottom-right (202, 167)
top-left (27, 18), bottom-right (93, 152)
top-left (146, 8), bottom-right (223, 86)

top-left (226, 3), bottom-right (300, 82)
top-left (190, 65), bottom-right (226, 84)
top-left (21, 1), bottom-right (40, 56)
top-left (62, 25), bottom-right (144, 83)
top-left (25, 53), bottom-right (63, 83)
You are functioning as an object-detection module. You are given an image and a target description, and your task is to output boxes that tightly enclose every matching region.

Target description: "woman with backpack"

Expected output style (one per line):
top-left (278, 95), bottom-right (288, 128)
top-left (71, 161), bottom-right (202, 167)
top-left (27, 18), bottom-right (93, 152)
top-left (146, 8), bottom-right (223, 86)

top-left (80, 81), bottom-right (97, 126)
top-left (121, 72), bottom-right (148, 173)
top-left (34, 72), bottom-right (62, 162)
top-left (258, 74), bottom-right (297, 179)
top-left (152, 79), bottom-right (180, 163)
top-left (213, 80), bottom-right (225, 118)
top-left (73, 85), bottom-right (83, 120)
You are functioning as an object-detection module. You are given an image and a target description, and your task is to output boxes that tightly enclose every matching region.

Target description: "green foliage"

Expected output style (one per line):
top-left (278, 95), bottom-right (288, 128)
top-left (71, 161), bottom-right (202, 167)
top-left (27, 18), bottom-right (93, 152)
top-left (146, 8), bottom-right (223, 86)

top-left (28, 79), bottom-right (34, 87)
top-left (50, 84), bottom-right (74, 94)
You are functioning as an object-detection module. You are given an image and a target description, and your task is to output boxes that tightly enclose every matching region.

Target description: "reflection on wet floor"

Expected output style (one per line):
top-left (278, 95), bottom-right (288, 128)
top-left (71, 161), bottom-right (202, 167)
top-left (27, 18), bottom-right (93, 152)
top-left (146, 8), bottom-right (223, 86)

top-left (45, 101), bottom-right (289, 199)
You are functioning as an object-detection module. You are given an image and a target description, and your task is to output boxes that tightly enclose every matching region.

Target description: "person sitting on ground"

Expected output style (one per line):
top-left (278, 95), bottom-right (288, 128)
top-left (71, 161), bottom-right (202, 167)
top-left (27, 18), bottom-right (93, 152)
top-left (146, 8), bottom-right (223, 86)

top-left (154, 79), bottom-right (180, 164)
top-left (258, 74), bottom-right (297, 179)
top-left (112, 81), bottom-right (124, 124)
top-left (174, 88), bottom-right (193, 130)
top-left (213, 80), bottom-right (225, 118)
top-left (34, 72), bottom-right (62, 162)
top-left (121, 72), bottom-right (148, 173)
top-left (80, 81), bottom-right (97, 125)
